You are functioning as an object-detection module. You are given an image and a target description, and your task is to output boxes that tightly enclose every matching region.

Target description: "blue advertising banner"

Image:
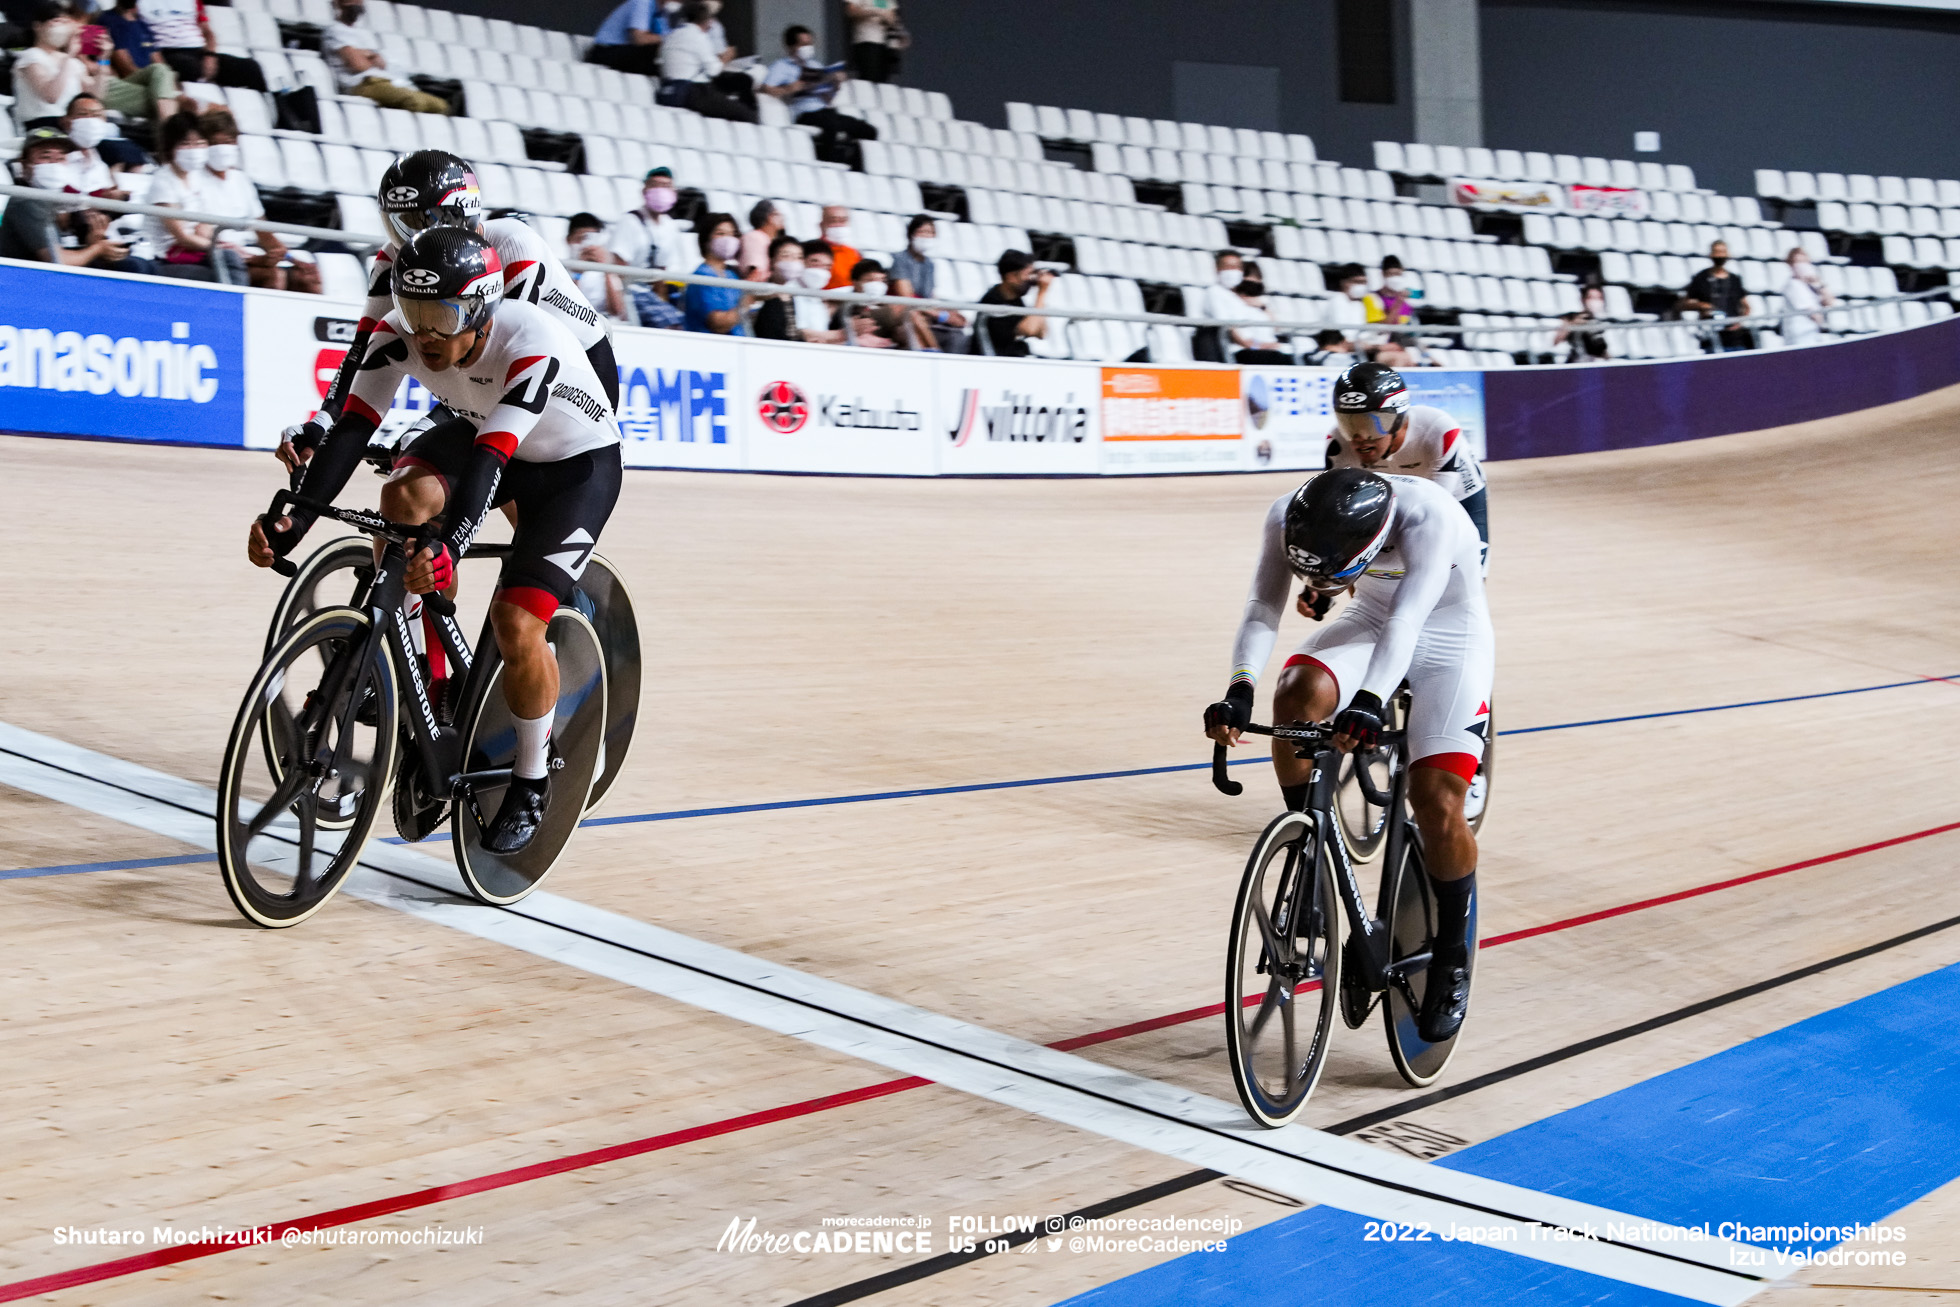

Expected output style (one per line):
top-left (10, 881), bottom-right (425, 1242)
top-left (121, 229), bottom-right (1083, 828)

top-left (0, 261), bottom-right (245, 445)
top-left (1404, 370), bottom-right (1487, 459)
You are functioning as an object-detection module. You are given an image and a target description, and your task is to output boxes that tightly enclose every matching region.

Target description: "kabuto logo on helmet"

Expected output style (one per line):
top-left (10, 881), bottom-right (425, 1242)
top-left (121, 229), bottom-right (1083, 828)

top-left (399, 267), bottom-right (443, 289)
top-left (384, 185), bottom-right (421, 206)
top-left (1337, 391), bottom-right (1367, 407)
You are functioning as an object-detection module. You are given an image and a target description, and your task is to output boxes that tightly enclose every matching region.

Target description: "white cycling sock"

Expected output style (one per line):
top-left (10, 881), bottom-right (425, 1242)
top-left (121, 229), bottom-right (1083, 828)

top-left (512, 712), bottom-right (551, 781)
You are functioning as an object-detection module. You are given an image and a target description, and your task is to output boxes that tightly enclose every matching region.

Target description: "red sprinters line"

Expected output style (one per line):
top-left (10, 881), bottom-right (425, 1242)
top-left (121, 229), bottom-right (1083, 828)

top-left (8, 817), bottom-right (1957, 1302)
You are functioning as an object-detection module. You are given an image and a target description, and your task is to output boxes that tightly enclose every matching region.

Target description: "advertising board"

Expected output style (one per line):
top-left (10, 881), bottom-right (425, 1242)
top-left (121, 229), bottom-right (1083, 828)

top-left (934, 357), bottom-right (1101, 475)
top-left (1099, 366), bottom-right (1241, 473)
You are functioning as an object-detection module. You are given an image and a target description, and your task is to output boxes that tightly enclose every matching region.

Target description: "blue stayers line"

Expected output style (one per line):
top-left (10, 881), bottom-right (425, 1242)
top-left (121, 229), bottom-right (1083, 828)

top-left (0, 852), bottom-right (213, 881)
top-left (8, 673), bottom-right (1956, 879)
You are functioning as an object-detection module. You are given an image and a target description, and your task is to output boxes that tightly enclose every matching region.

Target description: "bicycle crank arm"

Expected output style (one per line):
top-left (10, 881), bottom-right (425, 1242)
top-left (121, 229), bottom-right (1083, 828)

top-left (451, 767), bottom-right (514, 794)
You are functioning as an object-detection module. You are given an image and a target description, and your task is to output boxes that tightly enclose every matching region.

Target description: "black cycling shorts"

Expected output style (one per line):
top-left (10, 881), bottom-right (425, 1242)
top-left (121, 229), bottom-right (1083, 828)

top-left (394, 419), bottom-right (623, 623)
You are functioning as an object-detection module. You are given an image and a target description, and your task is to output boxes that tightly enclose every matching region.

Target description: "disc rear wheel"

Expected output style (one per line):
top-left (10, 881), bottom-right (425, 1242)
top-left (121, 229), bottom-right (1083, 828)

top-left (1382, 831), bottom-right (1476, 1087)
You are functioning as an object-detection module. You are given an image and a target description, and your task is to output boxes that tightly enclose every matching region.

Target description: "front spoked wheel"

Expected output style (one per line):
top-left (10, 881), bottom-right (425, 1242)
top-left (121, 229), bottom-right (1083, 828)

top-left (264, 536), bottom-right (375, 654)
top-left (1334, 691), bottom-right (1406, 864)
top-left (218, 608), bottom-right (399, 928)
top-left (1382, 829), bottom-right (1477, 1087)
top-left (1226, 810), bottom-right (1340, 1128)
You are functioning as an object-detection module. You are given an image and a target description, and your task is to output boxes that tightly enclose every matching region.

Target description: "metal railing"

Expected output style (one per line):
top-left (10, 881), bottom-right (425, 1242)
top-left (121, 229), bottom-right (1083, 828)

top-left (4, 183), bottom-right (1952, 360)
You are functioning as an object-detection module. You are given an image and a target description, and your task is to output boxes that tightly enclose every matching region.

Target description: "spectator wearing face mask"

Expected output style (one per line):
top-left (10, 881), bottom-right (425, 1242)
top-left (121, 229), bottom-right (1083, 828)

top-left (738, 198), bottom-right (782, 282)
top-left (818, 204), bottom-right (860, 288)
top-left (659, 1), bottom-right (756, 124)
top-left (1226, 261), bottom-right (1291, 364)
top-left (564, 211), bottom-right (630, 322)
top-left (137, 0), bottom-right (267, 92)
top-left (609, 166), bottom-right (690, 328)
top-left (59, 94), bottom-right (127, 197)
top-left (142, 109), bottom-right (247, 282)
top-left (833, 257), bottom-right (897, 348)
top-left (94, 0), bottom-right (183, 125)
top-left (684, 211), bottom-right (753, 335)
top-left (1364, 256), bottom-right (1417, 325)
top-left (1, 125), bottom-right (150, 271)
top-left (888, 214), bottom-right (965, 352)
top-left (971, 249), bottom-right (1053, 357)
top-left (762, 25), bottom-right (877, 169)
top-left (197, 108), bottom-right (317, 292)
top-left (1194, 248), bottom-right (1249, 362)
top-left (754, 234), bottom-right (841, 342)
top-left (323, 0), bottom-right (451, 113)
top-left (1779, 246), bottom-right (1836, 345)
top-left (12, 1), bottom-right (108, 132)
top-left (1554, 278), bottom-right (1610, 362)
top-left (1679, 240), bottom-right (1753, 352)
top-left (587, 0), bottom-right (663, 78)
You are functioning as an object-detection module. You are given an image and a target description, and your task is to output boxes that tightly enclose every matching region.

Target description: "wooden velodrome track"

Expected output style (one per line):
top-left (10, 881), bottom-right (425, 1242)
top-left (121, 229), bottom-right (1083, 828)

top-left (6, 383), bottom-right (1960, 1306)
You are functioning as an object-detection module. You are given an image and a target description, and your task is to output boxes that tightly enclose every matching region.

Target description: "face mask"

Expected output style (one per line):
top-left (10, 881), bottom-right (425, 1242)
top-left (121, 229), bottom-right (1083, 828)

top-left (67, 117), bottom-right (109, 149)
top-left (798, 266), bottom-right (830, 289)
top-left (795, 43), bottom-right (817, 62)
top-left (643, 187), bottom-right (676, 213)
top-left (1791, 258), bottom-right (1811, 274)
top-left (858, 280), bottom-right (887, 297)
top-left (30, 161), bottom-right (73, 191)
top-left (709, 234), bottom-right (740, 260)
top-left (1345, 283), bottom-right (1368, 300)
top-left (773, 259), bottom-right (804, 282)
top-left (909, 236), bottom-right (934, 256)
top-left (1217, 268), bottom-right (1242, 289)
top-left (1583, 296), bottom-right (1604, 314)
top-left (174, 145), bottom-right (209, 173)
top-left (1383, 275), bottom-right (1406, 292)
top-left (43, 22), bottom-right (75, 47)
top-left (823, 223), bottom-right (853, 245)
top-left (209, 143), bottom-right (240, 172)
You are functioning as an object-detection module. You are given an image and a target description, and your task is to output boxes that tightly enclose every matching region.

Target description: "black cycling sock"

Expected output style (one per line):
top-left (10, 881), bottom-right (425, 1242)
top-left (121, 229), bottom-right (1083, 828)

top-left (1429, 872), bottom-right (1475, 957)
top-left (1281, 784), bottom-right (1309, 812)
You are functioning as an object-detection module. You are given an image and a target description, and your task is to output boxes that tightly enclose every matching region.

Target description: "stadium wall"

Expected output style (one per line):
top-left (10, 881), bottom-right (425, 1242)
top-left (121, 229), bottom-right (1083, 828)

top-left (3, 259), bottom-right (1955, 473)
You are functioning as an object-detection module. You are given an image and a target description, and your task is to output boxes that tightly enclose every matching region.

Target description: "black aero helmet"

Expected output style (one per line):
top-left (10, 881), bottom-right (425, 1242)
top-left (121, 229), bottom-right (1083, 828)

top-left (1284, 469), bottom-right (1395, 584)
top-left (378, 149), bottom-right (484, 246)
top-left (391, 226), bottom-right (504, 337)
top-left (1331, 360), bottom-right (1410, 444)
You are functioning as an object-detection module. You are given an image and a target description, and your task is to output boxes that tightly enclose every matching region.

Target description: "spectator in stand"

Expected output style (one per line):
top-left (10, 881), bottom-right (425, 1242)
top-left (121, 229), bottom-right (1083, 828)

top-left (199, 107), bottom-right (316, 291)
top-left (659, 1), bottom-right (756, 124)
top-left (755, 234), bottom-right (844, 342)
top-left (1304, 328), bottom-right (1352, 367)
top-left (1364, 255), bottom-right (1417, 325)
top-left (762, 24), bottom-right (878, 169)
top-left (1227, 261), bottom-right (1292, 363)
top-left (565, 211), bottom-right (629, 322)
top-left (0, 126), bottom-right (152, 270)
top-left (322, 0), bottom-right (451, 114)
top-left (737, 199), bottom-right (781, 282)
top-left (818, 204), bottom-right (860, 287)
top-left (1779, 245), bottom-right (1836, 345)
top-left (971, 249), bottom-right (1053, 357)
top-left (587, 0), bottom-right (663, 78)
top-left (1195, 248), bottom-right (1248, 361)
top-left (87, 0), bottom-right (181, 126)
top-left (793, 238), bottom-right (846, 341)
top-left (888, 214), bottom-right (965, 352)
top-left (833, 257), bottom-right (897, 347)
top-left (137, 0), bottom-right (266, 92)
top-left (1554, 277), bottom-right (1610, 362)
top-left (142, 109), bottom-right (245, 282)
top-left (683, 211), bottom-right (752, 335)
top-left (1679, 239), bottom-right (1753, 352)
top-left (608, 166), bottom-right (690, 328)
top-left (844, 0), bottom-right (906, 84)
top-left (12, 2), bottom-right (107, 131)
top-left (59, 94), bottom-right (127, 197)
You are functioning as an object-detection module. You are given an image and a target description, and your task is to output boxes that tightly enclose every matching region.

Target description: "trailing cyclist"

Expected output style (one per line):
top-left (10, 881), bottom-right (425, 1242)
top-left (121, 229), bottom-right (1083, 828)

top-left (247, 226), bottom-right (624, 855)
top-left (277, 149), bottom-right (620, 473)
top-left (1202, 468), bottom-right (1493, 1041)
top-left (1323, 361), bottom-right (1488, 567)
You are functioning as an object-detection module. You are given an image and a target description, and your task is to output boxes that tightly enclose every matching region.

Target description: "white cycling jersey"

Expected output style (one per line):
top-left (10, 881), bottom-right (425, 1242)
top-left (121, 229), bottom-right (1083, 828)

top-left (1229, 474), bottom-right (1493, 771)
top-left (345, 300), bottom-right (620, 464)
top-left (361, 217), bottom-right (609, 351)
top-left (1326, 404), bottom-right (1485, 503)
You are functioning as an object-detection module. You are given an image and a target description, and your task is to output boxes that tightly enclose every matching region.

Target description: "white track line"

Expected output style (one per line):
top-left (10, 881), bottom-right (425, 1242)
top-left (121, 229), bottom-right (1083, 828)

top-left (0, 720), bottom-right (1768, 1304)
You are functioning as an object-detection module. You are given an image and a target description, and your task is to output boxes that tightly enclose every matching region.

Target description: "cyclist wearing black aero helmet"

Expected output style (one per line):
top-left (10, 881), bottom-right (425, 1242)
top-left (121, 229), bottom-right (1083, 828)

top-left (1203, 466), bottom-right (1494, 1042)
top-left (1324, 361), bottom-right (1488, 565)
top-left (248, 226), bottom-right (625, 857)
top-left (277, 148), bottom-right (619, 473)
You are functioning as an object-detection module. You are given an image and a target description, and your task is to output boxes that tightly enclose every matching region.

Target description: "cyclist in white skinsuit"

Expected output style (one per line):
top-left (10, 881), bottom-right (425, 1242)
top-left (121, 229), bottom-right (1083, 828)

top-left (1322, 360), bottom-right (1488, 567)
top-left (1203, 469), bottom-right (1491, 1042)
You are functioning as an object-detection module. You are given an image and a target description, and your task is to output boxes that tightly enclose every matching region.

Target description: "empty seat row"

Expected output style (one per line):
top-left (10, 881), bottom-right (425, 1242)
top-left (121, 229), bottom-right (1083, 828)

top-left (1374, 142), bottom-right (1698, 193)
top-left (1521, 212), bottom-right (1797, 262)
top-left (1757, 169), bottom-right (1960, 208)
top-left (1095, 144), bottom-right (1393, 199)
top-left (854, 111), bottom-right (1043, 163)
top-left (234, 0), bottom-right (581, 66)
top-left (1817, 201), bottom-right (1960, 239)
top-left (1882, 236), bottom-right (1960, 270)
top-left (833, 79), bottom-right (953, 121)
top-left (964, 189), bottom-right (1226, 249)
top-left (1007, 103), bottom-right (1316, 163)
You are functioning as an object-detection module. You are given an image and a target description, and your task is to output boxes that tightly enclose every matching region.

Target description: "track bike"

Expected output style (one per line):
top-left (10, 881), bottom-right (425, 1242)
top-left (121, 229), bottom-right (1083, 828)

top-left (1213, 711), bottom-right (1478, 1128)
top-left (1331, 689), bottom-right (1493, 864)
top-left (216, 490), bottom-right (620, 927)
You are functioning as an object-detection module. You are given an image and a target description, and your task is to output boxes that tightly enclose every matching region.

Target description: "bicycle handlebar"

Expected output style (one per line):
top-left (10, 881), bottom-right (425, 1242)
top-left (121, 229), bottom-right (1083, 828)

top-left (259, 490), bottom-right (455, 617)
top-left (1209, 721), bottom-right (1407, 796)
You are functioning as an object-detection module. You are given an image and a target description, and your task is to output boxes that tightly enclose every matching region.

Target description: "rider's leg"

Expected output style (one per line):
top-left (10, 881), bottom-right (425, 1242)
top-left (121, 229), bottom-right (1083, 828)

top-left (1270, 661), bottom-right (1338, 809)
top-left (1409, 766), bottom-right (1475, 882)
top-left (490, 599), bottom-right (559, 727)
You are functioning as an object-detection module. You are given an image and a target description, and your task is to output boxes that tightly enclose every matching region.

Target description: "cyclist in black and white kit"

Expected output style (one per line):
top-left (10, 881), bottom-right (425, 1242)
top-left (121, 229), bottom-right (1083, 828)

top-left (1323, 361), bottom-right (1487, 562)
top-left (275, 149), bottom-right (618, 476)
top-left (248, 227), bottom-right (623, 855)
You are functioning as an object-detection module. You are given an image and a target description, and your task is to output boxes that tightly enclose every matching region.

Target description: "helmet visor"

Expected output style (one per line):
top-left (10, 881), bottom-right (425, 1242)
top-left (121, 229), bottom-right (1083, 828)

top-left (1333, 409), bottom-right (1404, 443)
top-left (396, 293), bottom-right (481, 338)
top-left (383, 202), bottom-right (477, 248)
